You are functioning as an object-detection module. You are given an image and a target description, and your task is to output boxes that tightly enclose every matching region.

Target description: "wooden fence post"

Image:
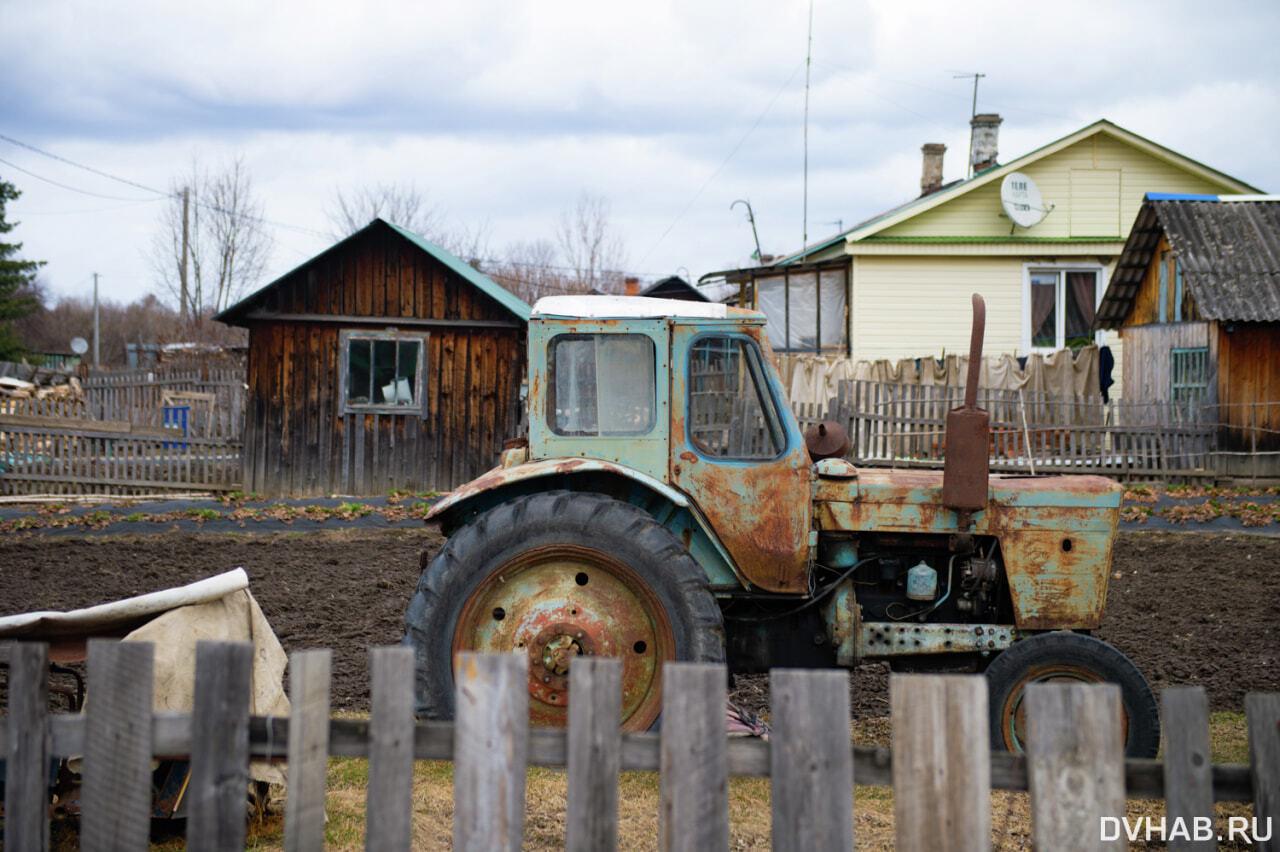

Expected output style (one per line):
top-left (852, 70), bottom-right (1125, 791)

top-left (660, 662), bottom-right (729, 852)
top-left (453, 652), bottom-right (529, 852)
top-left (1025, 682), bottom-right (1125, 852)
top-left (566, 657), bottom-right (622, 852)
top-left (187, 641), bottom-right (253, 852)
top-left (366, 646), bottom-right (416, 852)
top-left (771, 668), bottom-right (854, 852)
top-left (285, 648), bottom-right (332, 852)
top-left (1245, 693), bottom-right (1279, 852)
top-left (81, 639), bottom-right (155, 852)
top-left (1162, 686), bottom-right (1214, 852)
top-left (891, 674), bottom-right (990, 852)
top-left (4, 642), bottom-right (50, 852)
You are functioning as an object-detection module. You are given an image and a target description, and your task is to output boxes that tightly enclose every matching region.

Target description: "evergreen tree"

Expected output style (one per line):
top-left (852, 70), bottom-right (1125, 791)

top-left (0, 179), bottom-right (43, 361)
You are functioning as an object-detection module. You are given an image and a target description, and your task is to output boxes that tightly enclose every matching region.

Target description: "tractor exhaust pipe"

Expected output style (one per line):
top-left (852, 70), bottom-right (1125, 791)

top-left (942, 293), bottom-right (990, 520)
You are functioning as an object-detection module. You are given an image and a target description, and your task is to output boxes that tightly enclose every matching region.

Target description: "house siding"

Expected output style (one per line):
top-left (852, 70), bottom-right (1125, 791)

top-left (877, 135), bottom-right (1237, 241)
top-left (851, 256), bottom-right (1024, 362)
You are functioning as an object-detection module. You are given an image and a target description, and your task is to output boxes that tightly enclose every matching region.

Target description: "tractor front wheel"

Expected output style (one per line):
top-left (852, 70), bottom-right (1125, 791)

top-left (984, 631), bottom-right (1160, 758)
top-left (404, 491), bottom-right (724, 731)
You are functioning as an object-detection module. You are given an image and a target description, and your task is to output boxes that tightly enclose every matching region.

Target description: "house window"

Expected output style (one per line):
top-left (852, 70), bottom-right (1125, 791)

top-left (548, 334), bottom-right (656, 436)
top-left (1171, 347), bottom-right (1210, 422)
top-left (752, 266), bottom-right (849, 353)
top-left (342, 330), bottom-right (426, 412)
top-left (687, 336), bottom-right (784, 460)
top-left (1027, 267), bottom-right (1101, 351)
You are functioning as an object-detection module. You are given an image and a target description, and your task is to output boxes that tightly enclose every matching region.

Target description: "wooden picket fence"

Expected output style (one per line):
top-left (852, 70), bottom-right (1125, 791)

top-left (793, 380), bottom-right (1229, 480)
top-left (2, 641), bottom-right (1278, 851)
top-left (0, 365), bottom-right (244, 495)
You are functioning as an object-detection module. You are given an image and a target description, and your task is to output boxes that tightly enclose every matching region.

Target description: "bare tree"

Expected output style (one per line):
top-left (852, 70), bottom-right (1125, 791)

top-left (556, 192), bottom-right (627, 293)
top-left (488, 239), bottom-right (571, 304)
top-left (327, 182), bottom-right (446, 242)
top-left (150, 156), bottom-right (272, 325)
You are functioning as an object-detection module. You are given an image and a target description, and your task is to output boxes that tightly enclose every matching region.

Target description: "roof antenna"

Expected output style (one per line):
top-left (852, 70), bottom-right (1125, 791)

top-left (954, 72), bottom-right (986, 178)
top-left (802, 0), bottom-right (814, 257)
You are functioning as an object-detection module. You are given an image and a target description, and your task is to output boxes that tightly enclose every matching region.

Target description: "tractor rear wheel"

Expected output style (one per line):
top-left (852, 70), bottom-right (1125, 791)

top-left (404, 491), bottom-right (724, 731)
top-left (984, 631), bottom-right (1160, 758)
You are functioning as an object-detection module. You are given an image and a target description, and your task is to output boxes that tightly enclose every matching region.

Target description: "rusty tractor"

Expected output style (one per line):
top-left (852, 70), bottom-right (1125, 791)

top-left (405, 293), bottom-right (1159, 756)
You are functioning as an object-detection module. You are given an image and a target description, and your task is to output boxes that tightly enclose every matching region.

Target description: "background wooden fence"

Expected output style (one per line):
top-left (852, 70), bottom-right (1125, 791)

top-left (2, 641), bottom-right (1277, 851)
top-left (0, 365), bottom-right (244, 495)
top-left (794, 381), bottom-right (1278, 482)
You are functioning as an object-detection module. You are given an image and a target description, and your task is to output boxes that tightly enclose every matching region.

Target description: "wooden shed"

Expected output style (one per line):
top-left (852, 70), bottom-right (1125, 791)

top-left (1096, 194), bottom-right (1280, 478)
top-left (215, 218), bottom-right (530, 496)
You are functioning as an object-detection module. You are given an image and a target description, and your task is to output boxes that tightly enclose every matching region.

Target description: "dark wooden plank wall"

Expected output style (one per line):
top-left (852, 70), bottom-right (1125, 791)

top-left (1217, 322), bottom-right (1280, 452)
top-left (242, 225), bottom-right (523, 496)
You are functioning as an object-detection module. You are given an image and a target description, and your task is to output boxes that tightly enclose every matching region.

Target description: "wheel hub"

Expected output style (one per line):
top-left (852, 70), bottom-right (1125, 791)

top-left (451, 545), bottom-right (675, 730)
top-left (541, 634), bottom-right (583, 675)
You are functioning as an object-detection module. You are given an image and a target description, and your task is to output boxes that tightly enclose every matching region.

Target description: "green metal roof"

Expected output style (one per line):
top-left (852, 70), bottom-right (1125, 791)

top-left (384, 221), bottom-right (531, 322)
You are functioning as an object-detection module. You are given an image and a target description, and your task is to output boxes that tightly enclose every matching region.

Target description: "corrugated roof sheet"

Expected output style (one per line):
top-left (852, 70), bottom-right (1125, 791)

top-left (1096, 198), bottom-right (1280, 328)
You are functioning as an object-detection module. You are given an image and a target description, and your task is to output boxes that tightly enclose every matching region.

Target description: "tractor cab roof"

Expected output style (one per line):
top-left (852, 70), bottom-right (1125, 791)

top-left (531, 295), bottom-right (763, 322)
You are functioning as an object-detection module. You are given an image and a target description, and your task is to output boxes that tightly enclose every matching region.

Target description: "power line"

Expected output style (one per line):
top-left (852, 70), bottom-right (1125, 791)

top-left (0, 132), bottom-right (170, 197)
top-left (0, 155), bottom-right (164, 203)
top-left (636, 57), bottom-right (808, 269)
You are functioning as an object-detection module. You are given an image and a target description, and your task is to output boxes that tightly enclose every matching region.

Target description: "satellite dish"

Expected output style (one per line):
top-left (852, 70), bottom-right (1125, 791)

top-left (70, 337), bottom-right (88, 355)
top-left (1000, 172), bottom-right (1051, 228)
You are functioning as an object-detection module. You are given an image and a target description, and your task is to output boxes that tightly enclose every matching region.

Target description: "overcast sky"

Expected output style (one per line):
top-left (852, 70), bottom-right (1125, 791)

top-left (3, 0), bottom-right (1277, 317)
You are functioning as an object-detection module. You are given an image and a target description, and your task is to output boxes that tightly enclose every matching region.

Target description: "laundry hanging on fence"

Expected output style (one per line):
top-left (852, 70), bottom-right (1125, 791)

top-left (779, 346), bottom-right (1101, 408)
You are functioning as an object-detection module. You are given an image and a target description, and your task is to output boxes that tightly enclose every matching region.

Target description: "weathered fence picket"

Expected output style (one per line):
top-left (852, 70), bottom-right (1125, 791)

top-left (566, 657), bottom-right (622, 852)
top-left (660, 662), bottom-right (730, 852)
top-left (3, 642), bottom-right (49, 852)
top-left (891, 674), bottom-right (989, 852)
top-left (2, 641), bottom-right (1279, 850)
top-left (366, 646), bottom-right (415, 852)
top-left (770, 668), bottom-right (854, 852)
top-left (284, 649), bottom-right (331, 852)
top-left (1025, 682), bottom-right (1126, 852)
top-left (188, 641), bottom-right (253, 852)
top-left (453, 652), bottom-right (528, 852)
top-left (81, 639), bottom-right (155, 852)
top-left (1163, 686), bottom-right (1215, 852)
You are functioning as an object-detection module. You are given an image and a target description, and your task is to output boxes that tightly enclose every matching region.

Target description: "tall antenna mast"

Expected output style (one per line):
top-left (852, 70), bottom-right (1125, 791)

top-left (954, 72), bottom-right (985, 178)
top-left (802, 0), bottom-right (814, 256)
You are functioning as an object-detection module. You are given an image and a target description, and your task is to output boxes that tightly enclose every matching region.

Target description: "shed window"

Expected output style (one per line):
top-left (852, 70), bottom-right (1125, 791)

top-left (1171, 347), bottom-right (1210, 422)
top-left (342, 331), bottom-right (425, 412)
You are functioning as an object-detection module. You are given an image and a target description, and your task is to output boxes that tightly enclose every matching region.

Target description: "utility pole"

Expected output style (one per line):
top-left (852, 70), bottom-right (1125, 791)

top-left (180, 186), bottom-right (190, 323)
top-left (92, 273), bottom-right (100, 368)
top-left (954, 72), bottom-right (986, 178)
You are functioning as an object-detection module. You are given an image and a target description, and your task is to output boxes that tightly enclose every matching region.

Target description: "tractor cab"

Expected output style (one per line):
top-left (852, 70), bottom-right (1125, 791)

top-left (525, 296), bottom-right (813, 592)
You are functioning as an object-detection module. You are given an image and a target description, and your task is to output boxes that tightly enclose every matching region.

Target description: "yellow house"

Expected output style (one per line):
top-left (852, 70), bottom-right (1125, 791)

top-left (712, 118), bottom-right (1260, 396)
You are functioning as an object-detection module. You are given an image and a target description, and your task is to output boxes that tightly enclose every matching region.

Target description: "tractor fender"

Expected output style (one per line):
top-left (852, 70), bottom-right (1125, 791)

top-left (425, 457), bottom-right (748, 590)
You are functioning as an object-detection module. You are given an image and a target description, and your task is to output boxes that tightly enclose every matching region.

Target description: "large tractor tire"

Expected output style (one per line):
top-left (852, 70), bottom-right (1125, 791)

top-left (404, 491), bottom-right (725, 731)
top-left (984, 631), bottom-right (1160, 758)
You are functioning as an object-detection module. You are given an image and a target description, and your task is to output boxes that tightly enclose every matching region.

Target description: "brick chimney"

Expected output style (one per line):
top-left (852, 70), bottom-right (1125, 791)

top-left (624, 276), bottom-right (640, 296)
top-left (970, 113), bottom-right (1002, 174)
top-left (920, 143), bottom-right (947, 196)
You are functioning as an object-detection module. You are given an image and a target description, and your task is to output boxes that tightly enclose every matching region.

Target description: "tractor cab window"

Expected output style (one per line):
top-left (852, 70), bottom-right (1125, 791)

top-left (687, 336), bottom-right (784, 460)
top-left (549, 334), bottom-right (656, 436)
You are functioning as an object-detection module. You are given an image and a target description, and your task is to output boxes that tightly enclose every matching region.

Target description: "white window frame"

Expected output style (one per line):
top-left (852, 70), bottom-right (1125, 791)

top-left (1020, 261), bottom-right (1106, 354)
